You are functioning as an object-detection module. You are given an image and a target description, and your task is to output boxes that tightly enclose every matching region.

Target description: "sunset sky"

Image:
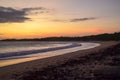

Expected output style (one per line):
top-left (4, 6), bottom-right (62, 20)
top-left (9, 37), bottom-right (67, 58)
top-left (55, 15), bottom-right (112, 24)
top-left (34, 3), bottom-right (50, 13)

top-left (0, 0), bottom-right (120, 39)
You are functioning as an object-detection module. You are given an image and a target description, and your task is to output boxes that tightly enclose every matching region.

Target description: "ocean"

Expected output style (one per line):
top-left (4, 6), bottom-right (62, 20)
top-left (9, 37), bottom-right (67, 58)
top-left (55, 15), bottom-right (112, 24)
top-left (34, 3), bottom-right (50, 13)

top-left (0, 41), bottom-right (100, 67)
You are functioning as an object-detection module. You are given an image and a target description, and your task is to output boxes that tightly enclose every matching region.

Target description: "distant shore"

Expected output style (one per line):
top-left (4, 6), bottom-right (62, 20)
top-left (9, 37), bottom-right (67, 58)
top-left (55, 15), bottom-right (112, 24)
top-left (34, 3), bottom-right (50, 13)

top-left (1, 32), bottom-right (120, 41)
top-left (0, 41), bottom-right (119, 80)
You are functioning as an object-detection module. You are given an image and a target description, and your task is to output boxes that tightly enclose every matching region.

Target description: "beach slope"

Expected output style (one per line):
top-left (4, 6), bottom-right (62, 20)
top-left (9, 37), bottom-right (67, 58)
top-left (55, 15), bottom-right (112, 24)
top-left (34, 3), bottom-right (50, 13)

top-left (0, 41), bottom-right (119, 80)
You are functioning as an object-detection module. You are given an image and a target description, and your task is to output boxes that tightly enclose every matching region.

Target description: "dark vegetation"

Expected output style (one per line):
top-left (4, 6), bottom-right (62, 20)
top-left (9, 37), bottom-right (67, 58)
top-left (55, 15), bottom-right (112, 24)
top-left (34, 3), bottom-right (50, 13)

top-left (1, 32), bottom-right (120, 41)
top-left (15, 43), bottom-right (120, 80)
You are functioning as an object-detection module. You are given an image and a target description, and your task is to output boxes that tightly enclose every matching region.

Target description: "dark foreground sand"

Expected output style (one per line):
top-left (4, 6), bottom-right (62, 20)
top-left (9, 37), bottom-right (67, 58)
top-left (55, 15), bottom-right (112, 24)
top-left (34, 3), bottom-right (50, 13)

top-left (0, 41), bottom-right (119, 80)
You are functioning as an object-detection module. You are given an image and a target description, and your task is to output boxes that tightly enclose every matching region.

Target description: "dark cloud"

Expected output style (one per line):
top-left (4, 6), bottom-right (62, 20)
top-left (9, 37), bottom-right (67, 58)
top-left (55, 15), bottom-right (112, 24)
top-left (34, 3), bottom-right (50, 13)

top-left (52, 17), bottom-right (97, 23)
top-left (22, 7), bottom-right (46, 12)
top-left (22, 7), bottom-right (50, 15)
top-left (0, 6), bottom-right (50, 23)
top-left (0, 6), bottom-right (96, 23)
top-left (0, 6), bottom-right (30, 23)
top-left (70, 17), bottom-right (96, 22)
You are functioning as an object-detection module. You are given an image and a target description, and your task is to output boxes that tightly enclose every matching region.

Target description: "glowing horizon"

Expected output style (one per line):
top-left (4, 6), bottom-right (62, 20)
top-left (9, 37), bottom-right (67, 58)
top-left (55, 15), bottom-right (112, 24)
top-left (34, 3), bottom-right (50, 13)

top-left (0, 0), bottom-right (120, 39)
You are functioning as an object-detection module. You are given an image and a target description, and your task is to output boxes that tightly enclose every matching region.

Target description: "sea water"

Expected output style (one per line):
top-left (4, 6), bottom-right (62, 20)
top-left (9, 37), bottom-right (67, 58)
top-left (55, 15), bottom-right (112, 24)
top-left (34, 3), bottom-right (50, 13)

top-left (0, 41), bottom-right (100, 67)
top-left (0, 41), bottom-right (69, 54)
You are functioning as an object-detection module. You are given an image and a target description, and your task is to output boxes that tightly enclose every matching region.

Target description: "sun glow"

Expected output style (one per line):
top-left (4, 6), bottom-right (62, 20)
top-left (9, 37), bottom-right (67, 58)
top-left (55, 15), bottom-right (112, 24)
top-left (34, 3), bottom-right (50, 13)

top-left (0, 0), bottom-right (120, 39)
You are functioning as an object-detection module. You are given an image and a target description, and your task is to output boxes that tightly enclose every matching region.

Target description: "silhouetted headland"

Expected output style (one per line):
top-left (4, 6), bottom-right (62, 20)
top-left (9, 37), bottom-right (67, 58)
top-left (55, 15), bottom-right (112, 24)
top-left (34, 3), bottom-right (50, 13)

top-left (1, 32), bottom-right (120, 41)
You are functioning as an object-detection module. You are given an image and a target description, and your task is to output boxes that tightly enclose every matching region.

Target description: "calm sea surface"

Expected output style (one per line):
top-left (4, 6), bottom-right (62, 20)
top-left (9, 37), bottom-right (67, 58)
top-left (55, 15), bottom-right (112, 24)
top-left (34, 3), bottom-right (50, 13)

top-left (0, 41), bottom-right (100, 67)
top-left (0, 41), bottom-right (69, 54)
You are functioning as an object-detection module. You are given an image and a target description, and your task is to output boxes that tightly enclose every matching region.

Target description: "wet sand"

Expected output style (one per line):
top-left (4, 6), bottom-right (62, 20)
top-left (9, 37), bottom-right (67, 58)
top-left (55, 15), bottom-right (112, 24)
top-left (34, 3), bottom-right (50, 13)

top-left (0, 41), bottom-right (119, 80)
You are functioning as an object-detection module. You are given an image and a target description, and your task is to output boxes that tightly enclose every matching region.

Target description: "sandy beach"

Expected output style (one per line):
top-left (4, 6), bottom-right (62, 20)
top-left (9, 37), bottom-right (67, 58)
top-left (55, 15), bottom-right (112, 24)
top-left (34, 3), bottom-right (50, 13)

top-left (0, 41), bottom-right (119, 80)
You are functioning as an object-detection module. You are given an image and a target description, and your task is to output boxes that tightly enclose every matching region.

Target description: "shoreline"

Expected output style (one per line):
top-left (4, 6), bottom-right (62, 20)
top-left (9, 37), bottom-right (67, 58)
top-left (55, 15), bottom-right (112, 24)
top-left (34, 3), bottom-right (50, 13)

top-left (0, 42), bottom-right (99, 67)
top-left (0, 41), bottom-right (119, 80)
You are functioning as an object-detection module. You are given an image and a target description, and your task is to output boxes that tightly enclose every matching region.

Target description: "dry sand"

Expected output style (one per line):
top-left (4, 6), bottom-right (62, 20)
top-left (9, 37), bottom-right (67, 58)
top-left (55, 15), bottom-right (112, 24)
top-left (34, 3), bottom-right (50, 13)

top-left (0, 41), bottom-right (119, 80)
